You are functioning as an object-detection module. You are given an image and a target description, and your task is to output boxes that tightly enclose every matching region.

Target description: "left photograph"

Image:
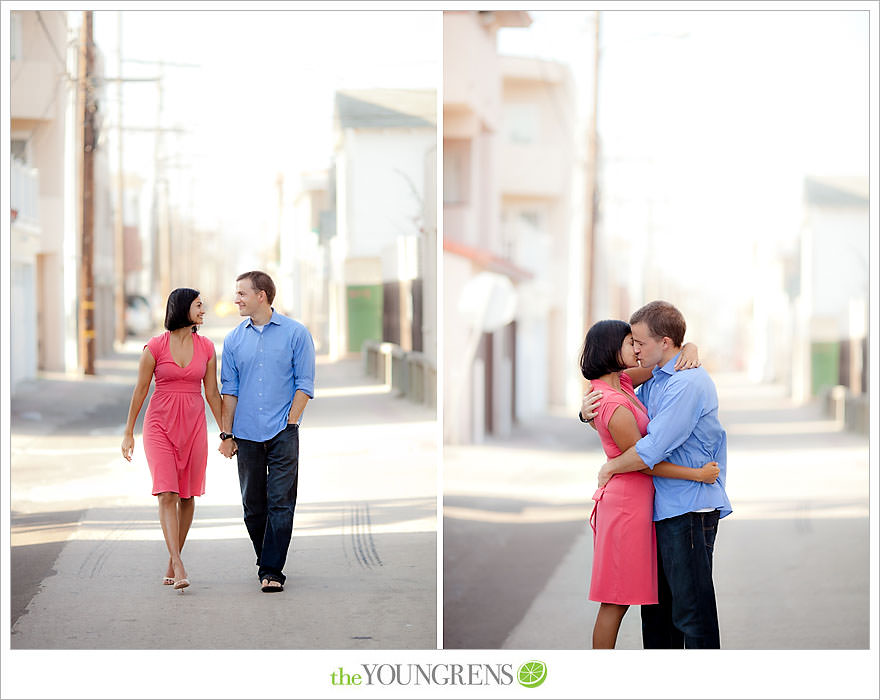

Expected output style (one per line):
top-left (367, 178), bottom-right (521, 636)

top-left (8, 9), bottom-right (439, 649)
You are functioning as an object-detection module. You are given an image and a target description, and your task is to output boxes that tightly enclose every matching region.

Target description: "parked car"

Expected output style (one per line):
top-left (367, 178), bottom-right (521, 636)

top-left (125, 295), bottom-right (153, 337)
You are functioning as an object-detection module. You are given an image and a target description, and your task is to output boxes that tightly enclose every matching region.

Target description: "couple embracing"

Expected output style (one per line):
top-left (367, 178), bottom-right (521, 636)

top-left (579, 300), bottom-right (732, 649)
top-left (121, 270), bottom-right (315, 594)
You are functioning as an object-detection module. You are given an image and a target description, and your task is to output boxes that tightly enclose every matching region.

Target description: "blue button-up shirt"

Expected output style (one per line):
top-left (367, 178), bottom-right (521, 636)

top-left (635, 353), bottom-right (732, 522)
top-left (220, 310), bottom-right (315, 442)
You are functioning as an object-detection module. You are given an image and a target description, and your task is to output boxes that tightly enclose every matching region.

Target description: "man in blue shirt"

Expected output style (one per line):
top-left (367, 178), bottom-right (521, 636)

top-left (597, 301), bottom-right (732, 648)
top-left (219, 271), bottom-right (316, 593)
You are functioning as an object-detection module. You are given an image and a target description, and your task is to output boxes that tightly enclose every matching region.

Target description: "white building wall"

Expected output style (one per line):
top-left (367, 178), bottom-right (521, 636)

top-left (344, 128), bottom-right (436, 257)
top-left (331, 124), bottom-right (435, 358)
top-left (443, 254), bottom-right (476, 444)
top-left (807, 206), bottom-right (869, 334)
top-left (421, 146), bottom-right (438, 365)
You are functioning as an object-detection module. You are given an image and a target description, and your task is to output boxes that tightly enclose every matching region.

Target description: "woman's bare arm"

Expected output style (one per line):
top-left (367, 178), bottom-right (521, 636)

top-left (202, 350), bottom-right (223, 429)
top-left (647, 461), bottom-right (719, 483)
top-left (624, 342), bottom-right (701, 387)
top-left (121, 348), bottom-right (156, 461)
top-left (605, 407), bottom-right (718, 483)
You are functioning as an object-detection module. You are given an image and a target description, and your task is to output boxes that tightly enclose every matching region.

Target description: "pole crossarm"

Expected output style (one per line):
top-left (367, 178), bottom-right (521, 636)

top-left (98, 76), bottom-right (162, 83)
top-left (118, 126), bottom-right (189, 133)
top-left (122, 58), bottom-right (200, 68)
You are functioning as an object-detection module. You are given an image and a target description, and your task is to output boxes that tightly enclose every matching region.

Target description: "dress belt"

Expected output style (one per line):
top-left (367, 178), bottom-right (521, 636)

top-left (589, 486), bottom-right (605, 534)
top-left (154, 388), bottom-right (202, 395)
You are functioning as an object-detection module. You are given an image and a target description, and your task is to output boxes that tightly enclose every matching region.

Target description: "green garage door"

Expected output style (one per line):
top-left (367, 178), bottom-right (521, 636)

top-left (811, 341), bottom-right (840, 395)
top-left (347, 284), bottom-right (383, 353)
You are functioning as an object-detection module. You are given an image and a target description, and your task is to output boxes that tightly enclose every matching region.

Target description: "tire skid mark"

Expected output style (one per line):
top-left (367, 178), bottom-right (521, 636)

top-left (346, 503), bottom-right (383, 570)
top-left (76, 511), bottom-right (138, 579)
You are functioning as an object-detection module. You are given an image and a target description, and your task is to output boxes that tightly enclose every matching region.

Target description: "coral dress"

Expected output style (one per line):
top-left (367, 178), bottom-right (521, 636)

top-left (588, 372), bottom-right (658, 605)
top-left (143, 331), bottom-right (212, 498)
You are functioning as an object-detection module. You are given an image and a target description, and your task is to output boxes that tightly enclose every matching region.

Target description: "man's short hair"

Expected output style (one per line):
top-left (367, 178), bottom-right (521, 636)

top-left (630, 301), bottom-right (686, 347)
top-left (580, 319), bottom-right (632, 380)
top-left (237, 270), bottom-right (276, 305)
top-left (164, 287), bottom-right (200, 331)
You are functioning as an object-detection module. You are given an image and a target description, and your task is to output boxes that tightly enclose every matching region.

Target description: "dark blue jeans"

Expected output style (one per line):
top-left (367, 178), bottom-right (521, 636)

top-left (641, 510), bottom-right (721, 649)
top-left (236, 423), bottom-right (299, 585)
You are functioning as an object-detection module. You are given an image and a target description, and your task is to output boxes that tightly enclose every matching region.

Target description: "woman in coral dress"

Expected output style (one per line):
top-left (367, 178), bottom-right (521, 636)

top-left (121, 288), bottom-right (222, 590)
top-left (578, 320), bottom-right (719, 648)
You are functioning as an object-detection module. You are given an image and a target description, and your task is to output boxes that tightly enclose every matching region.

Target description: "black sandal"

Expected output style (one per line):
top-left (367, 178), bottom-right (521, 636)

top-left (261, 578), bottom-right (283, 593)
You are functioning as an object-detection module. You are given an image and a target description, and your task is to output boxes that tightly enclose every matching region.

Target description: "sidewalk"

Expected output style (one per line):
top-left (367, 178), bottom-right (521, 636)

top-left (10, 339), bottom-right (438, 649)
top-left (444, 373), bottom-right (870, 649)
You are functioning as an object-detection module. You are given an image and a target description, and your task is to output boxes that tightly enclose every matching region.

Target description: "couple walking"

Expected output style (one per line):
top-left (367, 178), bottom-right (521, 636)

top-left (579, 300), bottom-right (732, 649)
top-left (121, 270), bottom-right (316, 593)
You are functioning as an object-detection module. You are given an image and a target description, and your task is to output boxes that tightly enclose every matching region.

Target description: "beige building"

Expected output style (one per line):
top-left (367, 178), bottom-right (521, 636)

top-left (11, 11), bottom-right (122, 389)
top-left (10, 10), bottom-right (75, 389)
top-left (444, 10), bottom-right (582, 444)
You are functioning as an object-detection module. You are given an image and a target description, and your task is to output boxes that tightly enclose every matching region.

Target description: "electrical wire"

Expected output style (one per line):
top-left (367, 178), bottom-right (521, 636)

top-left (36, 11), bottom-right (70, 74)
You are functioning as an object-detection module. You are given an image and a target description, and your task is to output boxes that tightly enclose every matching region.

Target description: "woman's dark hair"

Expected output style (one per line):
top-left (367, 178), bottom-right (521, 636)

top-left (579, 319), bottom-right (632, 380)
top-left (164, 287), bottom-right (200, 331)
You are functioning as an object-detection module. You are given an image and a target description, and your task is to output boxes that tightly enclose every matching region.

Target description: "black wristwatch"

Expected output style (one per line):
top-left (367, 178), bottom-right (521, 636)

top-left (578, 411), bottom-right (594, 425)
top-left (219, 432), bottom-right (235, 440)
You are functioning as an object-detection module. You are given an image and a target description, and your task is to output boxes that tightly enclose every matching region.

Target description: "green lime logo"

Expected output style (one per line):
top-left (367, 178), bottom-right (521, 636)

top-left (517, 660), bottom-right (547, 688)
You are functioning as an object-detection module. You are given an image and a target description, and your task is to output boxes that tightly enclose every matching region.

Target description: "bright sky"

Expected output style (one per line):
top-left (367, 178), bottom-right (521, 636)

top-left (498, 9), bottom-right (869, 294)
top-left (92, 10), bottom-right (440, 240)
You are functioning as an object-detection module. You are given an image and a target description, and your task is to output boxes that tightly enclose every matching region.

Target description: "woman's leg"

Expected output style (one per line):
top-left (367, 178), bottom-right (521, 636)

top-left (592, 603), bottom-right (629, 649)
top-left (157, 492), bottom-right (186, 581)
top-left (165, 497), bottom-right (196, 579)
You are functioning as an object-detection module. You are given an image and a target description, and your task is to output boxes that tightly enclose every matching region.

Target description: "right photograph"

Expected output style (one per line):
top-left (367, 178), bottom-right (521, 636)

top-left (442, 10), bottom-right (870, 650)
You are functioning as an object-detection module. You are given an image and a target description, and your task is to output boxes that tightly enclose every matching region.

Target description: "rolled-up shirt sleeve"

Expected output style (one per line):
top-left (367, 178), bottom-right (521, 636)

top-left (636, 377), bottom-right (705, 468)
top-left (292, 328), bottom-right (316, 399)
top-left (220, 340), bottom-right (239, 397)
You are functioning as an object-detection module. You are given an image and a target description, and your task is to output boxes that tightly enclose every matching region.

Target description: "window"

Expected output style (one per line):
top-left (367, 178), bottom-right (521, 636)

top-left (10, 12), bottom-right (23, 60)
top-left (503, 103), bottom-right (540, 145)
top-left (443, 139), bottom-right (470, 205)
top-left (519, 211), bottom-right (542, 231)
top-left (11, 139), bottom-right (28, 164)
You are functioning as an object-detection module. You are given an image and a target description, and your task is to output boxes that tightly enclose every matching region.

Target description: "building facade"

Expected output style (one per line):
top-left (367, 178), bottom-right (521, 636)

top-left (331, 88), bottom-right (437, 359)
top-left (10, 10), bottom-right (75, 390)
top-left (443, 10), bottom-right (582, 444)
top-left (791, 176), bottom-right (869, 402)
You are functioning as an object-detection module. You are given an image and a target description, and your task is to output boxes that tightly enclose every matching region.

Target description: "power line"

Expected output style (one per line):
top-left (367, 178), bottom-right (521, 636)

top-left (35, 11), bottom-right (68, 72)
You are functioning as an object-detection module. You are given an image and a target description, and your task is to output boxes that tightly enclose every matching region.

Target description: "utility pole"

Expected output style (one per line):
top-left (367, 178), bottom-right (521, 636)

top-left (584, 10), bottom-right (600, 330)
top-left (78, 10), bottom-right (96, 374)
top-left (117, 57), bottom-right (196, 314)
top-left (114, 10), bottom-right (126, 344)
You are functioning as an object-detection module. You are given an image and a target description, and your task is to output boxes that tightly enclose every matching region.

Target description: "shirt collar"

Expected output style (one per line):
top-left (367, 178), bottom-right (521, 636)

top-left (245, 308), bottom-right (279, 328)
top-left (653, 351), bottom-right (682, 378)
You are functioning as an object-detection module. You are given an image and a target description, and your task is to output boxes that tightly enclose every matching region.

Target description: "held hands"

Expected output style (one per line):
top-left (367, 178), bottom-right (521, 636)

top-left (121, 434), bottom-right (134, 462)
top-left (697, 461), bottom-right (720, 483)
top-left (218, 439), bottom-right (238, 459)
